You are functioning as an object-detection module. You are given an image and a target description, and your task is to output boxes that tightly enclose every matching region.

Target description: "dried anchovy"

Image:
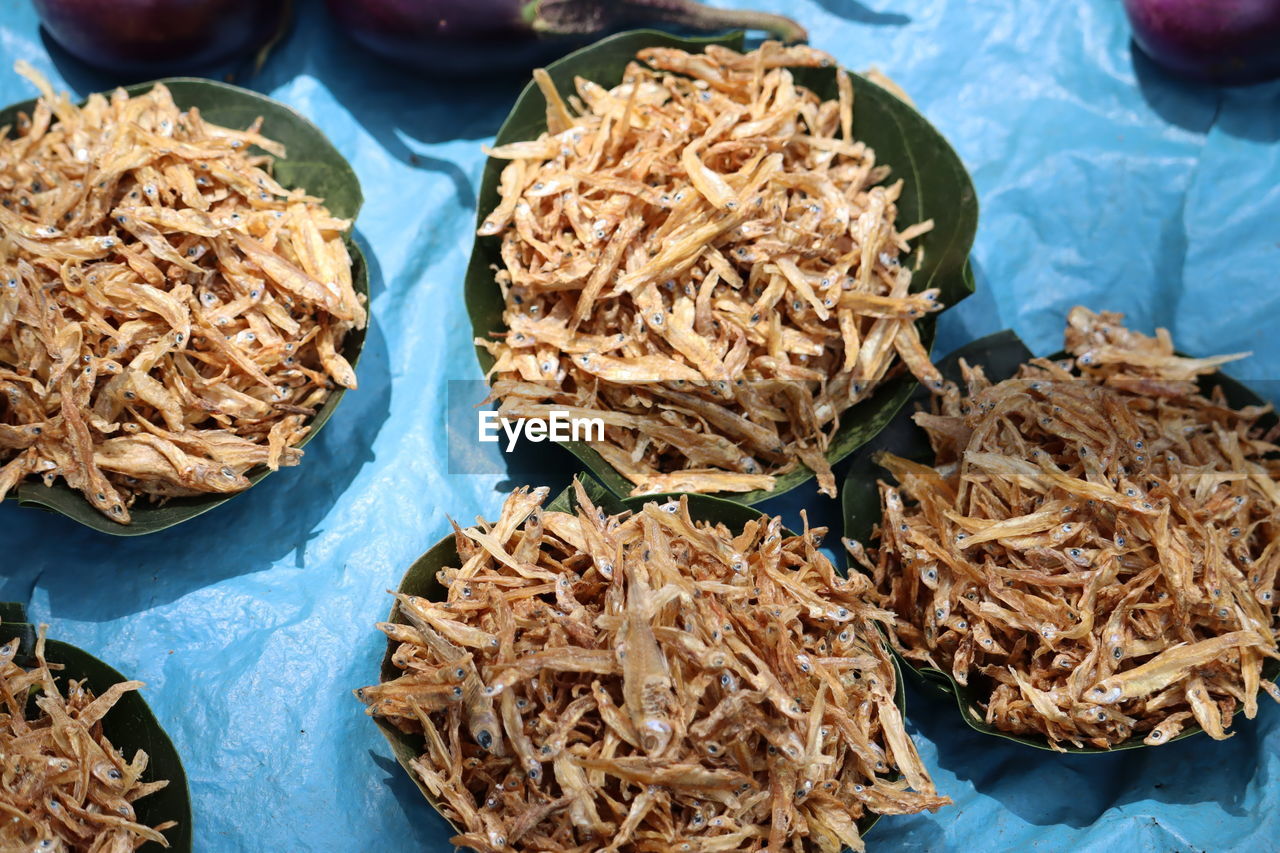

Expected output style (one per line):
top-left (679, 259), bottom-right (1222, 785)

top-left (856, 307), bottom-right (1280, 749)
top-left (0, 626), bottom-right (175, 849)
top-left (0, 63), bottom-right (366, 523)
top-left (361, 482), bottom-right (947, 852)
top-left (478, 43), bottom-right (941, 498)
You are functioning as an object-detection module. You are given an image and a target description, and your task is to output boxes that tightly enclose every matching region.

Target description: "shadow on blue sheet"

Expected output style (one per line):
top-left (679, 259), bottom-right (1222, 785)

top-left (1, 0), bottom-right (1277, 850)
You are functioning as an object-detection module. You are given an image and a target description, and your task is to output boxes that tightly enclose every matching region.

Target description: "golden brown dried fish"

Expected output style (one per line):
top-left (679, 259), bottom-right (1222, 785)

top-left (0, 63), bottom-right (366, 522)
top-left (861, 308), bottom-right (1280, 748)
top-left (478, 44), bottom-right (943, 498)
top-left (361, 483), bottom-right (946, 851)
top-left (0, 625), bottom-right (176, 849)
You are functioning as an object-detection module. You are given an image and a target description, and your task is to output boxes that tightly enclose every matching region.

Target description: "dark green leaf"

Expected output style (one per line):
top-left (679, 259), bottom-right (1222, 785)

top-left (0, 601), bottom-right (28, 624)
top-left (464, 28), bottom-right (978, 505)
top-left (372, 477), bottom-right (904, 841)
top-left (841, 329), bottom-right (1280, 753)
top-left (0, 78), bottom-right (368, 536)
top-left (0, 605), bottom-right (190, 851)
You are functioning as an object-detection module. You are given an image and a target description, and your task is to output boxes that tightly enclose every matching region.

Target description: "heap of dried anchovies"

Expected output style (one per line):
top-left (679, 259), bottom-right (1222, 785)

top-left (0, 63), bottom-right (365, 523)
top-left (854, 307), bottom-right (1280, 748)
top-left (0, 627), bottom-right (175, 849)
top-left (478, 42), bottom-right (941, 498)
top-left (361, 482), bottom-right (946, 852)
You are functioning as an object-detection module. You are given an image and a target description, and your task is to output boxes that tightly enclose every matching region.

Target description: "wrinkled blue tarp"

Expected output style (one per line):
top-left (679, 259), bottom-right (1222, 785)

top-left (1, 0), bottom-right (1278, 850)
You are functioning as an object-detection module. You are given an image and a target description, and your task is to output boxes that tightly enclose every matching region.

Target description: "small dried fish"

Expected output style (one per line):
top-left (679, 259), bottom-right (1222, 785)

top-left (361, 483), bottom-right (946, 851)
top-left (0, 63), bottom-right (366, 523)
top-left (0, 625), bottom-right (176, 849)
top-left (478, 44), bottom-right (943, 498)
top-left (861, 308), bottom-right (1280, 748)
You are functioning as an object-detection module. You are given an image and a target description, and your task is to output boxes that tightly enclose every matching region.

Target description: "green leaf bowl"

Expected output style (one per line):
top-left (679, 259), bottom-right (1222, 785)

top-left (0, 603), bottom-right (191, 850)
top-left (0, 78), bottom-right (368, 536)
top-left (464, 29), bottom-right (978, 506)
top-left (841, 329), bottom-right (1280, 752)
top-left (370, 477), bottom-right (906, 845)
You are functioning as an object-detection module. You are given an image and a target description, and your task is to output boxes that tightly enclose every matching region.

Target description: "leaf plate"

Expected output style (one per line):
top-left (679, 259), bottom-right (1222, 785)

top-left (371, 477), bottom-right (906, 845)
top-left (841, 329), bottom-right (1280, 752)
top-left (0, 604), bottom-right (192, 850)
top-left (464, 28), bottom-right (978, 506)
top-left (0, 77), bottom-right (368, 535)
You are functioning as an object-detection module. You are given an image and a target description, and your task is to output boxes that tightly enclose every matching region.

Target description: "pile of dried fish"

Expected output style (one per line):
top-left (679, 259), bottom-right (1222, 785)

top-left (361, 483), bottom-right (947, 852)
top-left (854, 307), bottom-right (1280, 749)
top-left (478, 42), bottom-right (942, 497)
top-left (0, 627), bottom-right (175, 849)
top-left (0, 62), bottom-right (365, 523)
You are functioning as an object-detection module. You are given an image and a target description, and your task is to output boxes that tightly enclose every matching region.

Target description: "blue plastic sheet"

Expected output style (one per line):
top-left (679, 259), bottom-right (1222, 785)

top-left (1, 0), bottom-right (1277, 850)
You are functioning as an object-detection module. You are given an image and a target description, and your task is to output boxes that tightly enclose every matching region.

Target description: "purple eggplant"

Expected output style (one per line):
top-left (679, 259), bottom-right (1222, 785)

top-left (1124, 0), bottom-right (1280, 85)
top-left (325, 0), bottom-right (808, 75)
top-left (32, 0), bottom-right (287, 75)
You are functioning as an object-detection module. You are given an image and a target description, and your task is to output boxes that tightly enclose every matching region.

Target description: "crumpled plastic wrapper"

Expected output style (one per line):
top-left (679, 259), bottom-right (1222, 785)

top-left (0, 0), bottom-right (1275, 850)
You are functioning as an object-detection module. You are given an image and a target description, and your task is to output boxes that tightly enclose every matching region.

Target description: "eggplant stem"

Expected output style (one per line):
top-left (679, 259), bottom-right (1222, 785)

top-left (253, 0), bottom-right (294, 75)
top-left (617, 0), bottom-right (808, 43)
